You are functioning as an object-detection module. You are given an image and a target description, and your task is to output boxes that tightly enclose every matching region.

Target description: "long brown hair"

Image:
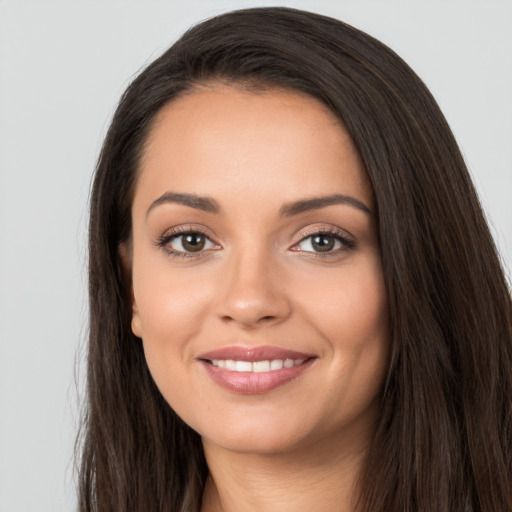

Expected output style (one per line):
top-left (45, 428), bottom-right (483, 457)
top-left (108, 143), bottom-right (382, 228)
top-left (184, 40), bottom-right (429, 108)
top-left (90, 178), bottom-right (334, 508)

top-left (79, 7), bottom-right (512, 511)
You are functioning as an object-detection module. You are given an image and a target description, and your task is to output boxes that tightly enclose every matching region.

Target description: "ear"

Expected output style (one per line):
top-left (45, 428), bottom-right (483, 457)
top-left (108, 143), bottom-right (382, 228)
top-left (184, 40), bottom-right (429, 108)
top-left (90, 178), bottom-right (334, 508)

top-left (119, 242), bottom-right (143, 339)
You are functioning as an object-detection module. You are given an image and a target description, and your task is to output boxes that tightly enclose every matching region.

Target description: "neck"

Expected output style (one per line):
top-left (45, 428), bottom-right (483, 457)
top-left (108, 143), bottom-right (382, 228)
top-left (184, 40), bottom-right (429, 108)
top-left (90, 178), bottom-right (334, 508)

top-left (200, 432), bottom-right (369, 512)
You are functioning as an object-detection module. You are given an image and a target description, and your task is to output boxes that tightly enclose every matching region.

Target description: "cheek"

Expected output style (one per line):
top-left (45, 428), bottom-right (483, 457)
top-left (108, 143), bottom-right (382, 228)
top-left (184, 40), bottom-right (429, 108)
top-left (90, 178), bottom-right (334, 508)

top-left (132, 266), bottom-right (214, 413)
top-left (132, 256), bottom-right (214, 340)
top-left (299, 259), bottom-right (390, 424)
top-left (295, 255), bottom-right (390, 412)
top-left (131, 257), bottom-right (220, 392)
top-left (295, 256), bottom-right (389, 347)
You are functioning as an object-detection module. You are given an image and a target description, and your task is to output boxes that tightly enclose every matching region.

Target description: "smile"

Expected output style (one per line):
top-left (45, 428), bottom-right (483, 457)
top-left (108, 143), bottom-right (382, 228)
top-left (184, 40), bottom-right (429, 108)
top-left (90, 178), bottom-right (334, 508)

top-left (210, 359), bottom-right (306, 372)
top-left (198, 346), bottom-right (316, 394)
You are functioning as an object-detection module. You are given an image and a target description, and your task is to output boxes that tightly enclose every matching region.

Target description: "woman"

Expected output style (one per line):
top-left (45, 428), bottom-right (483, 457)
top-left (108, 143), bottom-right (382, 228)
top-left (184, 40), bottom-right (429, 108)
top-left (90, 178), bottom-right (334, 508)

top-left (78, 7), bottom-right (512, 511)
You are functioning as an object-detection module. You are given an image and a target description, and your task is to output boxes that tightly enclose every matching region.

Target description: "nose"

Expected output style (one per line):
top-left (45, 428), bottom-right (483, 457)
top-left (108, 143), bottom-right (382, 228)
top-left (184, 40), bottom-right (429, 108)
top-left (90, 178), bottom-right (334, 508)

top-left (216, 249), bottom-right (291, 329)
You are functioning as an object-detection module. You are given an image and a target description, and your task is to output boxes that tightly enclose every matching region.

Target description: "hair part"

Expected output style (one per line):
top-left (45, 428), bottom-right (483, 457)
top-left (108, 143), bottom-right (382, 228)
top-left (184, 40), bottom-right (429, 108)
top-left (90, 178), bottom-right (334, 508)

top-left (79, 7), bottom-right (512, 511)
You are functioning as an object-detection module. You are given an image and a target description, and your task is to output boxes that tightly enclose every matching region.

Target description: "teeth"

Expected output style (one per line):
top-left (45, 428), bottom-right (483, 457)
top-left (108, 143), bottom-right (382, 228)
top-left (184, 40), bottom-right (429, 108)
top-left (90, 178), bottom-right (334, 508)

top-left (253, 360), bottom-right (270, 373)
top-left (210, 358), bottom-right (306, 372)
top-left (270, 359), bottom-right (283, 370)
top-left (236, 361), bottom-right (252, 372)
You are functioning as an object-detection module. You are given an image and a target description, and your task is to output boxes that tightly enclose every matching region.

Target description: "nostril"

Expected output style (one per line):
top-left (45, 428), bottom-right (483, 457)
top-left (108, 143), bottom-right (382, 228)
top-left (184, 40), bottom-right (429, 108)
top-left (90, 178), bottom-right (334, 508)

top-left (217, 292), bottom-right (291, 327)
top-left (221, 314), bottom-right (276, 323)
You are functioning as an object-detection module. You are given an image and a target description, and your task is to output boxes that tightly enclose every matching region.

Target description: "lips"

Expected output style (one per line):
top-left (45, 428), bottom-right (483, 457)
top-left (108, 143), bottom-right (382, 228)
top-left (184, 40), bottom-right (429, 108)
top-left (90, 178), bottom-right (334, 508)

top-left (197, 346), bottom-right (316, 394)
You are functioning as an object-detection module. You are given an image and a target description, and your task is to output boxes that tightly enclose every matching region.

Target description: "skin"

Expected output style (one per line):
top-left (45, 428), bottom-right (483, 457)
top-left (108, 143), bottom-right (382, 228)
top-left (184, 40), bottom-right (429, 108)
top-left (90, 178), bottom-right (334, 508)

top-left (128, 85), bottom-right (390, 511)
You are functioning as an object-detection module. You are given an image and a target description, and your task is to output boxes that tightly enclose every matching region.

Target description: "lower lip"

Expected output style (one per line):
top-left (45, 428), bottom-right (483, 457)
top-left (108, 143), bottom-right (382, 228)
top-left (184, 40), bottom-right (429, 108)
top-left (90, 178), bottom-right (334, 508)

top-left (200, 359), bottom-right (315, 394)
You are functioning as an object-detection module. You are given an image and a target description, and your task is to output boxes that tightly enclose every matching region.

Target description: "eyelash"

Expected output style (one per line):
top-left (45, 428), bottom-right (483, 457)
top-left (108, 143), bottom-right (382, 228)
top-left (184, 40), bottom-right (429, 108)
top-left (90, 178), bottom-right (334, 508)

top-left (291, 227), bottom-right (356, 257)
top-left (155, 226), bottom-right (218, 260)
top-left (155, 226), bottom-right (356, 259)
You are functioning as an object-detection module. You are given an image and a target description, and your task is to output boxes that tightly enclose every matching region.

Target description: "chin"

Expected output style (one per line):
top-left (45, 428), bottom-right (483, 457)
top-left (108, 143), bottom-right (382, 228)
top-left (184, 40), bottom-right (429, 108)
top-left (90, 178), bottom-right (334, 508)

top-left (194, 413), bottom-right (315, 456)
top-left (203, 429), bottom-right (307, 456)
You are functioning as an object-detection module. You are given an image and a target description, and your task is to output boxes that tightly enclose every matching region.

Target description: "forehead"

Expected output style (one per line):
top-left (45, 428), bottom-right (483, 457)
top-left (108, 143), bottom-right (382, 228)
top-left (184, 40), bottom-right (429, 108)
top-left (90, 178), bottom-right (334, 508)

top-left (135, 84), bottom-right (372, 212)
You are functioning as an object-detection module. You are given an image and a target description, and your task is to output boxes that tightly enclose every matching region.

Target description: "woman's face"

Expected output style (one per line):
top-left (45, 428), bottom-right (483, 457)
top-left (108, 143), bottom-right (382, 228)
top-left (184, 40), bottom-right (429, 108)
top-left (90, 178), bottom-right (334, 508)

top-left (129, 85), bottom-right (390, 455)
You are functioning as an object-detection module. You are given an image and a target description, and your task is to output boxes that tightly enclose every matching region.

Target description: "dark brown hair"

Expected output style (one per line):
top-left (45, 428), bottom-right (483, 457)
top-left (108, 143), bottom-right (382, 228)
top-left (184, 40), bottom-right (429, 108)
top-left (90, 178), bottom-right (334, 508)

top-left (79, 7), bottom-right (512, 511)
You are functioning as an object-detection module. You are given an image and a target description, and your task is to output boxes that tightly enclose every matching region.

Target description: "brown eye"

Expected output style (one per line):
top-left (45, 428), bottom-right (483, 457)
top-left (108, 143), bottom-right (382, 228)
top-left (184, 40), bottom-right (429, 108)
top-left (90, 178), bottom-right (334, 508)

top-left (311, 235), bottom-right (335, 252)
top-left (166, 232), bottom-right (216, 253)
top-left (181, 233), bottom-right (206, 252)
top-left (292, 231), bottom-right (353, 254)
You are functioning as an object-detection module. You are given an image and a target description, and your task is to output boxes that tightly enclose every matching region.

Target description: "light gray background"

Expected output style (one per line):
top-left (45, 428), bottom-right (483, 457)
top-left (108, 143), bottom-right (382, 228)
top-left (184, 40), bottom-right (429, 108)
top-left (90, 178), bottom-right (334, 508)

top-left (0, 1), bottom-right (511, 511)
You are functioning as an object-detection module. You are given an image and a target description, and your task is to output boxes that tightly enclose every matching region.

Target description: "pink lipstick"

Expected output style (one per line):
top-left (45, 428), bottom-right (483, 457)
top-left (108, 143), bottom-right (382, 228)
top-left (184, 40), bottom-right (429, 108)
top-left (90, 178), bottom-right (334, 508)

top-left (197, 346), bottom-right (316, 394)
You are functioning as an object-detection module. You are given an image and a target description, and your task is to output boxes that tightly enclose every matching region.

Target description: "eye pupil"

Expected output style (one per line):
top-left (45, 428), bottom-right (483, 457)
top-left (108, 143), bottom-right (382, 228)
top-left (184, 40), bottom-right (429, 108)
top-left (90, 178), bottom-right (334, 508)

top-left (312, 235), bottom-right (335, 252)
top-left (182, 233), bottom-right (206, 252)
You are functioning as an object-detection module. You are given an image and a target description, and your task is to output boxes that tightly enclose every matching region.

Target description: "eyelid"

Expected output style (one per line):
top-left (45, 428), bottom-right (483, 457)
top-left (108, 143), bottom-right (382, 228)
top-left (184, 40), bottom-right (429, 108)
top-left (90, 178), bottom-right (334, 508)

top-left (154, 224), bottom-right (221, 257)
top-left (158, 223), bottom-right (216, 238)
top-left (293, 224), bottom-right (355, 244)
top-left (153, 223), bottom-right (355, 258)
top-left (289, 225), bottom-right (357, 253)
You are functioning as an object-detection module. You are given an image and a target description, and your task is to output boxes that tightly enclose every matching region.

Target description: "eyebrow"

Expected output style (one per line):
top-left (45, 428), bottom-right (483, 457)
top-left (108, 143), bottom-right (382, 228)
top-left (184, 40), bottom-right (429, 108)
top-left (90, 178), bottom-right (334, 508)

top-left (146, 192), bottom-right (220, 217)
top-left (279, 194), bottom-right (372, 217)
top-left (145, 191), bottom-right (371, 218)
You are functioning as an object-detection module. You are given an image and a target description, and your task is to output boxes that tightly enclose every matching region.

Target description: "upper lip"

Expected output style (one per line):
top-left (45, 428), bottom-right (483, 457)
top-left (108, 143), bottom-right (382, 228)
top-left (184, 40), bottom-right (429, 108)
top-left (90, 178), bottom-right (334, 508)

top-left (197, 345), bottom-right (315, 362)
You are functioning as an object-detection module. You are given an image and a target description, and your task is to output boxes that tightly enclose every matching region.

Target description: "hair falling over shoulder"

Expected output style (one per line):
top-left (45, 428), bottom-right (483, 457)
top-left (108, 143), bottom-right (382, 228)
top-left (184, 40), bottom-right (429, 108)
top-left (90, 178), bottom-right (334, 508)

top-left (77, 7), bottom-right (512, 511)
